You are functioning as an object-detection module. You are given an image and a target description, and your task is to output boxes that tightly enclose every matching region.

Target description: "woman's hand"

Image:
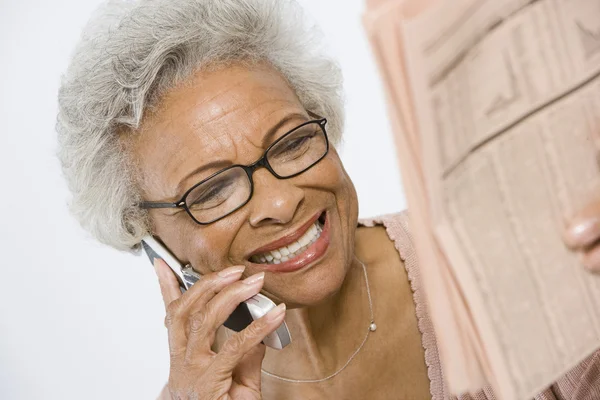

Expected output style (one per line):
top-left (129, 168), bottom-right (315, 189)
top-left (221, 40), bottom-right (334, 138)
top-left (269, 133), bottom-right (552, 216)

top-left (564, 201), bottom-right (600, 273)
top-left (154, 259), bottom-right (286, 400)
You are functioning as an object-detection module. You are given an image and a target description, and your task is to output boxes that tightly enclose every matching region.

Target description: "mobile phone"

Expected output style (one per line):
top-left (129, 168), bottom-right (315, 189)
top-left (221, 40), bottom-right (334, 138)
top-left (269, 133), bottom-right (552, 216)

top-left (141, 236), bottom-right (291, 350)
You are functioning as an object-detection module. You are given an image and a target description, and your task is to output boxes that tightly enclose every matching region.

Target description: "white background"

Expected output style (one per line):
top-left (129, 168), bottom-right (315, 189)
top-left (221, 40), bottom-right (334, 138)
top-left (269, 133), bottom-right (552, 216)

top-left (0, 0), bottom-right (405, 399)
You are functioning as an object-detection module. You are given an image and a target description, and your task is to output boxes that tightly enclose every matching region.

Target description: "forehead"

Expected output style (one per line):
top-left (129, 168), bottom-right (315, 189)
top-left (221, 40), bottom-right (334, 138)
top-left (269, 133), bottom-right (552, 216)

top-left (132, 63), bottom-right (307, 199)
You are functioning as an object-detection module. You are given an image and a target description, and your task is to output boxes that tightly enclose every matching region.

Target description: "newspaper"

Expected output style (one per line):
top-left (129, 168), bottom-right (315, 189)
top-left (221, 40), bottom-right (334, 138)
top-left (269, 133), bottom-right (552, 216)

top-left (365, 0), bottom-right (600, 399)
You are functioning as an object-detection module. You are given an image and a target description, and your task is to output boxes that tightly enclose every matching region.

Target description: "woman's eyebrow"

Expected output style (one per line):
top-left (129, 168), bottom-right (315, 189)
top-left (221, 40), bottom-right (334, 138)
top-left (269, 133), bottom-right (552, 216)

top-left (261, 112), bottom-right (309, 148)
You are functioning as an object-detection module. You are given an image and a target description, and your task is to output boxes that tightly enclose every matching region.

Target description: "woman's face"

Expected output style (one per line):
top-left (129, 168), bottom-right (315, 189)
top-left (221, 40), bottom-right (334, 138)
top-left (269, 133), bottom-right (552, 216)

top-left (131, 63), bottom-right (358, 307)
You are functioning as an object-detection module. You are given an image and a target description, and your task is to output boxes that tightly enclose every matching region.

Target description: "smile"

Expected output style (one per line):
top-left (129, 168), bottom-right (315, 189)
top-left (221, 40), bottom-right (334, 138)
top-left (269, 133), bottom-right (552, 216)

top-left (250, 218), bottom-right (324, 264)
top-left (248, 211), bottom-right (330, 273)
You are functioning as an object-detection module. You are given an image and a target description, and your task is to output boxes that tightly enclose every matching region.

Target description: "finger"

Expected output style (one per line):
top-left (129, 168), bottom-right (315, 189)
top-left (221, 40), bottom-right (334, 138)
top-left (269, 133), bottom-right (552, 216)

top-left (185, 272), bottom-right (267, 360)
top-left (580, 247), bottom-right (600, 274)
top-left (154, 258), bottom-right (189, 357)
top-left (173, 265), bottom-right (247, 318)
top-left (154, 258), bottom-right (182, 309)
top-left (163, 265), bottom-right (246, 359)
top-left (564, 202), bottom-right (600, 250)
top-left (171, 265), bottom-right (247, 339)
top-left (213, 303), bottom-right (286, 376)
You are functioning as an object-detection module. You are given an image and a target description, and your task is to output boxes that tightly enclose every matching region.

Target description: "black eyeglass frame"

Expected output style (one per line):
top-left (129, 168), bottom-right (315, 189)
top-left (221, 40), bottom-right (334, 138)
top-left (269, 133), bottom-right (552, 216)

top-left (138, 116), bottom-right (329, 225)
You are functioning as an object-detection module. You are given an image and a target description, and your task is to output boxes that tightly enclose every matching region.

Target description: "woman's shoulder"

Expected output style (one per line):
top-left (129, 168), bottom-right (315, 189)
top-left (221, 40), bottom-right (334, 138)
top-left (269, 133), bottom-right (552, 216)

top-left (358, 211), bottom-right (449, 399)
top-left (358, 210), bottom-right (415, 265)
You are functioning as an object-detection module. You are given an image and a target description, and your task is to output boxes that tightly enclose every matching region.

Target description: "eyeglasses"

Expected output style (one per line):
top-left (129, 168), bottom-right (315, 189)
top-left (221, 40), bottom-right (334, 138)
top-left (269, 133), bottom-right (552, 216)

top-left (139, 116), bottom-right (329, 225)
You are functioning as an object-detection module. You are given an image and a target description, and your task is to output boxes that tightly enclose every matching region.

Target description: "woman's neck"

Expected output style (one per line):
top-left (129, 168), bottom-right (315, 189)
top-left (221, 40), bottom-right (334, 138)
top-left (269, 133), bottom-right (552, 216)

top-left (261, 254), bottom-right (374, 379)
top-left (260, 224), bottom-right (433, 400)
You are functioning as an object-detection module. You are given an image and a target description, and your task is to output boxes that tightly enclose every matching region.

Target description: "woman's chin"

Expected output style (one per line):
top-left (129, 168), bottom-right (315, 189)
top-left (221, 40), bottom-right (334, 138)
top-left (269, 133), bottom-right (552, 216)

top-left (264, 259), bottom-right (349, 308)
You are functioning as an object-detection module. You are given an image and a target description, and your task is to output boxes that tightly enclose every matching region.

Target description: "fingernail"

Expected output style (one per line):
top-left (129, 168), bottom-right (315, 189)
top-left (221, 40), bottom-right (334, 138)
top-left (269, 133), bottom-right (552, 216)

top-left (242, 272), bottom-right (265, 285)
top-left (266, 303), bottom-right (286, 322)
top-left (568, 219), bottom-right (600, 248)
top-left (570, 220), bottom-right (597, 237)
top-left (218, 265), bottom-right (246, 278)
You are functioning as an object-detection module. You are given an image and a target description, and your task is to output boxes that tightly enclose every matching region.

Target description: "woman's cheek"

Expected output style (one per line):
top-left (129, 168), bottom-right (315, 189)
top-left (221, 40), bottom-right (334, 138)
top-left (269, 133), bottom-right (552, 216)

top-left (320, 152), bottom-right (360, 238)
top-left (329, 152), bottom-right (359, 206)
top-left (186, 228), bottom-right (237, 274)
top-left (316, 151), bottom-right (354, 189)
top-left (153, 215), bottom-right (225, 274)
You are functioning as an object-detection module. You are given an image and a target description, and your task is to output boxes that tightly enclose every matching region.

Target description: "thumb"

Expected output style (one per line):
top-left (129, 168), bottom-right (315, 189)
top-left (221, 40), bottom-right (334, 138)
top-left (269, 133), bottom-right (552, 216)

top-left (564, 201), bottom-right (600, 250)
top-left (154, 258), bottom-right (183, 309)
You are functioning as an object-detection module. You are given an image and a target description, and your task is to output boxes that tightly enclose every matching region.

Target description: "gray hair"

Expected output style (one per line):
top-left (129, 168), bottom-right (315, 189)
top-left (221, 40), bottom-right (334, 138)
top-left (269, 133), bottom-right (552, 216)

top-left (57, 0), bottom-right (345, 252)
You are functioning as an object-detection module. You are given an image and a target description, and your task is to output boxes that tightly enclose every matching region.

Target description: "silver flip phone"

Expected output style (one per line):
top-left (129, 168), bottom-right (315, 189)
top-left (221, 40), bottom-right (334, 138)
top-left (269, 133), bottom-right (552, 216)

top-left (141, 236), bottom-right (291, 349)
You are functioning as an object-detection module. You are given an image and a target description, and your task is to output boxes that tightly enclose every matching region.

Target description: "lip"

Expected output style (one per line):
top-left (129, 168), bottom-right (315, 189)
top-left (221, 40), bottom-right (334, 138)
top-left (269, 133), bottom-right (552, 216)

top-left (248, 211), bottom-right (331, 273)
top-left (248, 211), bottom-right (324, 257)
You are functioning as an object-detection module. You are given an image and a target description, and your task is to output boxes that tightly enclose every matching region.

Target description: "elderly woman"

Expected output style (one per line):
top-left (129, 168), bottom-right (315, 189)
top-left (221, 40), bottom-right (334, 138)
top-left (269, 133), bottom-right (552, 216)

top-left (57, 0), bottom-right (600, 399)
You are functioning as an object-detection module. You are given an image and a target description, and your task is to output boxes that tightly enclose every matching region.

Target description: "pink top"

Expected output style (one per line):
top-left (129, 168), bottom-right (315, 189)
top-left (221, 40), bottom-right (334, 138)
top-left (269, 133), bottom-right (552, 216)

top-left (360, 211), bottom-right (600, 400)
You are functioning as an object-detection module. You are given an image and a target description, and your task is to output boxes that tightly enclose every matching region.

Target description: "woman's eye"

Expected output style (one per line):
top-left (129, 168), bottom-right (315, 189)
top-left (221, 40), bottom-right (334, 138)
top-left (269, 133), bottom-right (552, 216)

top-left (190, 181), bottom-right (232, 208)
top-left (199, 187), bottom-right (222, 201)
top-left (278, 134), bottom-right (313, 154)
top-left (286, 137), bottom-right (309, 150)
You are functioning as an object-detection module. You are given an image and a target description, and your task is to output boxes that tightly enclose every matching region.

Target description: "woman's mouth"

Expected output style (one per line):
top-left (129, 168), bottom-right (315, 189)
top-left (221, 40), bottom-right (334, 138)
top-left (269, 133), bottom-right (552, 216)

top-left (250, 216), bottom-right (324, 264)
top-left (248, 212), bottom-right (330, 273)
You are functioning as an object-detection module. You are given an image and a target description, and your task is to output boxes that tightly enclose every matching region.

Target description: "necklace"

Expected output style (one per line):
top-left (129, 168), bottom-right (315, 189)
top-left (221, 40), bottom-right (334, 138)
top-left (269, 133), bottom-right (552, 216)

top-left (261, 259), bottom-right (377, 383)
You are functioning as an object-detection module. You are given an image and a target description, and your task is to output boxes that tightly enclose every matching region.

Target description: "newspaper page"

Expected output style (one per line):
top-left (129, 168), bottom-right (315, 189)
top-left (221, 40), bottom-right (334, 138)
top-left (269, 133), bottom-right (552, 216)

top-left (363, 2), bottom-right (491, 397)
top-left (401, 0), bottom-right (600, 399)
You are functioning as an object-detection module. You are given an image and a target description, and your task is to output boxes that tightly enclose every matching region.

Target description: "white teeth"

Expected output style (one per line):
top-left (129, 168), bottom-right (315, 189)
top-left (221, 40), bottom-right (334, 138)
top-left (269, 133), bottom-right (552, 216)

top-left (251, 219), bottom-right (324, 265)
top-left (298, 223), bottom-right (318, 247)
top-left (298, 236), bottom-right (310, 247)
top-left (288, 241), bottom-right (301, 253)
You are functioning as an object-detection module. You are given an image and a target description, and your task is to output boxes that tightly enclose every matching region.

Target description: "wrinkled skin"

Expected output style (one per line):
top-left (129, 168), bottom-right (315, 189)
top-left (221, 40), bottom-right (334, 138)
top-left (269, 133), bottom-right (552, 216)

top-left (132, 62), bottom-right (359, 309)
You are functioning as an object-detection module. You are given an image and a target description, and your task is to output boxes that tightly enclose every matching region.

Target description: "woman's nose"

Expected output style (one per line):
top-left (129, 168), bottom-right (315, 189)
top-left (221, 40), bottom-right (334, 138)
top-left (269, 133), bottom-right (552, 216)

top-left (248, 168), bottom-right (305, 227)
